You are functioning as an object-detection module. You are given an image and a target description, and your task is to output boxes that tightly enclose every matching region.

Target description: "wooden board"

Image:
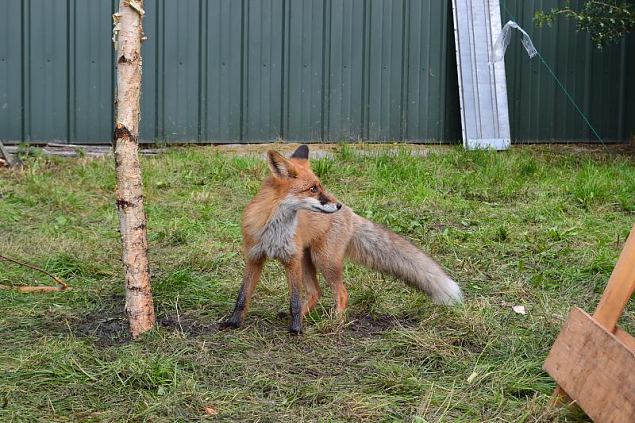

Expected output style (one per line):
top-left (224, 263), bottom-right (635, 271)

top-left (593, 223), bottom-right (635, 329)
top-left (0, 141), bottom-right (15, 167)
top-left (544, 307), bottom-right (635, 423)
top-left (615, 327), bottom-right (635, 351)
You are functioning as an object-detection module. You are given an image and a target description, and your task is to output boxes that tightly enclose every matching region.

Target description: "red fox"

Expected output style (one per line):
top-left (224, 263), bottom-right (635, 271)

top-left (222, 145), bottom-right (462, 334)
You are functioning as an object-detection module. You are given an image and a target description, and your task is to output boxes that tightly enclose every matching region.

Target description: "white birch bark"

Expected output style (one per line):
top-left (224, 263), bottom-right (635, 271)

top-left (113, 0), bottom-right (155, 338)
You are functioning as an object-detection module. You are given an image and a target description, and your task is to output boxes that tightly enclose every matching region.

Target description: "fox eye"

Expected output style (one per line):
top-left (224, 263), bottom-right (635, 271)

top-left (310, 186), bottom-right (318, 193)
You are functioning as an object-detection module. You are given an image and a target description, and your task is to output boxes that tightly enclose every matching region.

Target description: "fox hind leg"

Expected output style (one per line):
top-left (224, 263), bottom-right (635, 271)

top-left (313, 251), bottom-right (348, 315)
top-left (322, 265), bottom-right (348, 314)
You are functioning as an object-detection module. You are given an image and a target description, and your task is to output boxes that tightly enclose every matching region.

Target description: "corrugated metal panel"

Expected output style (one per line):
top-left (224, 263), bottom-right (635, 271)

top-left (29, 0), bottom-right (68, 142)
top-left (325, 0), bottom-right (365, 141)
top-left (405, 0), bottom-right (460, 142)
top-left (139, 0), bottom-right (158, 142)
top-left (452, 0), bottom-right (511, 149)
top-left (1, 0), bottom-right (459, 144)
top-left (365, 0), bottom-right (404, 140)
top-left (284, 0), bottom-right (324, 140)
top-left (503, 0), bottom-right (632, 142)
top-left (204, 0), bottom-right (243, 141)
top-left (74, 0), bottom-right (114, 143)
top-left (163, 0), bottom-right (201, 141)
top-left (0, 0), bottom-right (22, 141)
top-left (0, 0), bottom-right (631, 144)
top-left (243, 0), bottom-right (285, 141)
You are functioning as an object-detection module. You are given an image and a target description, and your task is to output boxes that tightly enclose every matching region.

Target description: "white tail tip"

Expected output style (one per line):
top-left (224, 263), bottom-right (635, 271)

top-left (430, 277), bottom-right (463, 305)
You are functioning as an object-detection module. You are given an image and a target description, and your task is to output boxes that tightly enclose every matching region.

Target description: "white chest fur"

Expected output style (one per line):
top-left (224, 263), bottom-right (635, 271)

top-left (249, 198), bottom-right (300, 261)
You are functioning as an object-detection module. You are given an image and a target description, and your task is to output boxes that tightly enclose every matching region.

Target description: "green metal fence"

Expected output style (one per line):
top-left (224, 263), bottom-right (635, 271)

top-left (502, 1), bottom-right (634, 143)
top-left (0, 0), bottom-right (632, 144)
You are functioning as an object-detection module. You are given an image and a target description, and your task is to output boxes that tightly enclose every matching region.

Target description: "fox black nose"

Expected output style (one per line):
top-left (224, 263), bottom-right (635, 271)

top-left (336, 203), bottom-right (342, 210)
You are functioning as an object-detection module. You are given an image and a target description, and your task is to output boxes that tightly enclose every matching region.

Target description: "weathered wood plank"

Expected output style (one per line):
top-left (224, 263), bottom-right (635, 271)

top-left (615, 327), bottom-right (635, 352)
top-left (0, 141), bottom-right (10, 163)
top-left (544, 307), bottom-right (635, 423)
top-left (593, 224), bottom-right (635, 330)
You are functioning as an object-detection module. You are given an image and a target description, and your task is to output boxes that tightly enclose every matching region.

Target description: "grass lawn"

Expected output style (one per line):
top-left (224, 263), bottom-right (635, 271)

top-left (1, 144), bottom-right (633, 422)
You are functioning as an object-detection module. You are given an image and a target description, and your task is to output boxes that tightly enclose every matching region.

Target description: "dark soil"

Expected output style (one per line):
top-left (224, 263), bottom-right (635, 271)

top-left (76, 315), bottom-right (131, 347)
top-left (74, 296), bottom-right (131, 346)
top-left (346, 313), bottom-right (420, 336)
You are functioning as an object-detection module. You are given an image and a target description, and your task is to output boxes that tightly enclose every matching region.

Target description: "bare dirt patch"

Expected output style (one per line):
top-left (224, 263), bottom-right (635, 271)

top-left (74, 296), bottom-right (132, 346)
top-left (71, 295), bottom-right (221, 345)
top-left (76, 315), bottom-right (131, 347)
top-left (346, 313), bottom-right (419, 336)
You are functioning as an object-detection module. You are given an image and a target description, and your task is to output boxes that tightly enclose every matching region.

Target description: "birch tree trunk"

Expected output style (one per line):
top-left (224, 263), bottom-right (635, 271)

top-left (113, 0), bottom-right (155, 338)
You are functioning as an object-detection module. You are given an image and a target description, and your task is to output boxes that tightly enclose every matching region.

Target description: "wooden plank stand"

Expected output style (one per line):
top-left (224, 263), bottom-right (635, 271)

top-left (544, 224), bottom-right (635, 422)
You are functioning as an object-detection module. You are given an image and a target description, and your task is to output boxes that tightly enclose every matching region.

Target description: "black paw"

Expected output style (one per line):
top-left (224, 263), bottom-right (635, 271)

top-left (219, 319), bottom-right (241, 330)
top-left (288, 325), bottom-right (303, 335)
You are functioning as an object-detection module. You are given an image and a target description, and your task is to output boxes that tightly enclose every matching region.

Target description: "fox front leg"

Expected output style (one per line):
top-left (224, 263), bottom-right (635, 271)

top-left (285, 259), bottom-right (304, 334)
top-left (222, 257), bottom-right (265, 329)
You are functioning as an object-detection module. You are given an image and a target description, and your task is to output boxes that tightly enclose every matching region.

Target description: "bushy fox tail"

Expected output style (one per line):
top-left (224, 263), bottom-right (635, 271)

top-left (346, 214), bottom-right (463, 305)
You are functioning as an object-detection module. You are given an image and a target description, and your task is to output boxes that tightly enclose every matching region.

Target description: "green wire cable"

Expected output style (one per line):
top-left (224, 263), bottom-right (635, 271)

top-left (500, 0), bottom-right (606, 148)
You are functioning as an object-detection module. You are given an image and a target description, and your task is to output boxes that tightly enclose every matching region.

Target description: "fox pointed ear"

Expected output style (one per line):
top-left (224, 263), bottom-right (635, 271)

top-left (267, 150), bottom-right (297, 178)
top-left (290, 144), bottom-right (309, 160)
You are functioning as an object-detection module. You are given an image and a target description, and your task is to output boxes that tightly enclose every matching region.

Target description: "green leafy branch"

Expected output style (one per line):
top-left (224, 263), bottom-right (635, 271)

top-left (535, 0), bottom-right (634, 48)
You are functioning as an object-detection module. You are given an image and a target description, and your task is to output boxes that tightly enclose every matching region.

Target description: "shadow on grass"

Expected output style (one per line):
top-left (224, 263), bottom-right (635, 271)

top-left (64, 294), bottom-right (429, 347)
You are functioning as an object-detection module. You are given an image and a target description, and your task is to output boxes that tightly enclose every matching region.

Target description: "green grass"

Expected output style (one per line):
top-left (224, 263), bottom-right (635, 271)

top-left (1, 144), bottom-right (633, 422)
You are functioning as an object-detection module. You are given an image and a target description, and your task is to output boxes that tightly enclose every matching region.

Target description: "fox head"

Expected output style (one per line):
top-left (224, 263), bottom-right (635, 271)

top-left (266, 145), bottom-right (342, 214)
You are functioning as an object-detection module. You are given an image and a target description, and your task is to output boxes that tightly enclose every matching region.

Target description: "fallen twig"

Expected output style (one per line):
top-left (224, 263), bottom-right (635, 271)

top-left (0, 285), bottom-right (68, 293)
top-left (0, 254), bottom-right (70, 293)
